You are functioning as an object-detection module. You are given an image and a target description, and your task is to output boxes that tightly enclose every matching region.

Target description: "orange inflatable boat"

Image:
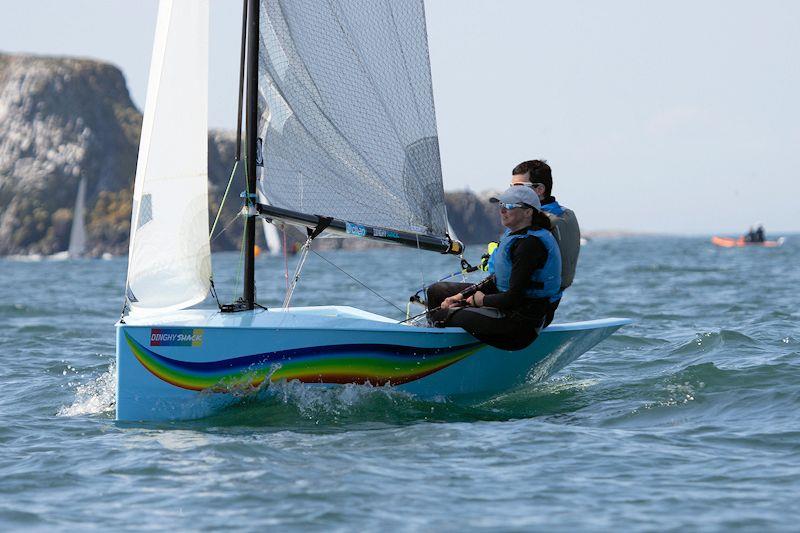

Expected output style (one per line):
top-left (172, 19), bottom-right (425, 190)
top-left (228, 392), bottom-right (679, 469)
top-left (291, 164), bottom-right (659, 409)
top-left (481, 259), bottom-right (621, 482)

top-left (711, 236), bottom-right (785, 248)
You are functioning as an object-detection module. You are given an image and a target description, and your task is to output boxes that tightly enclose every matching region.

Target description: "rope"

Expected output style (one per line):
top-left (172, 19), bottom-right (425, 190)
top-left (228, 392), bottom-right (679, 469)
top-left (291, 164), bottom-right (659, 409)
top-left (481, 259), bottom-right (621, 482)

top-left (310, 249), bottom-right (407, 316)
top-left (210, 278), bottom-right (223, 311)
top-left (398, 277), bottom-right (492, 325)
top-left (400, 306), bottom-right (437, 325)
top-left (411, 233), bottom-right (430, 318)
top-left (210, 212), bottom-right (244, 244)
top-left (459, 253), bottom-right (469, 282)
top-left (415, 233), bottom-right (426, 296)
top-left (282, 225), bottom-right (289, 291)
top-left (118, 300), bottom-right (129, 323)
top-left (209, 160), bottom-right (239, 239)
top-left (410, 258), bottom-right (480, 302)
top-left (405, 300), bottom-right (415, 320)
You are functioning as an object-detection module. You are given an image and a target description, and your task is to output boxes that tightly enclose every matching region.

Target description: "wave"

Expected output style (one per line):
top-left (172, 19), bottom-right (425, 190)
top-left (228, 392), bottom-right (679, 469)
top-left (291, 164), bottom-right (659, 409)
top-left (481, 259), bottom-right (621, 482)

top-left (58, 336), bottom-right (800, 430)
top-left (0, 303), bottom-right (49, 317)
top-left (58, 359), bottom-right (610, 428)
top-left (603, 334), bottom-right (670, 348)
top-left (625, 264), bottom-right (725, 274)
top-left (670, 329), bottom-right (758, 355)
top-left (57, 363), bottom-right (116, 417)
top-left (206, 372), bottom-right (635, 428)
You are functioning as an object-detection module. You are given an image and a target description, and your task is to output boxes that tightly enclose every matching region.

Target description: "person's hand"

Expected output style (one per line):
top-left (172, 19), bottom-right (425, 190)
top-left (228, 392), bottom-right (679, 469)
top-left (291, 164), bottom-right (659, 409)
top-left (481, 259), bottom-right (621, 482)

top-left (466, 291), bottom-right (485, 307)
top-left (441, 293), bottom-right (464, 309)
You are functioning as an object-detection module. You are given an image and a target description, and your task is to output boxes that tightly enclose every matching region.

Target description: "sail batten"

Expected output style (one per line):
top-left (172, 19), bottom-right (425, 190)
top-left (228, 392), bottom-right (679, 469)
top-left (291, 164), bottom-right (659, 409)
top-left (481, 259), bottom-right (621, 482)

top-left (125, 0), bottom-right (211, 313)
top-left (256, 0), bottom-right (450, 240)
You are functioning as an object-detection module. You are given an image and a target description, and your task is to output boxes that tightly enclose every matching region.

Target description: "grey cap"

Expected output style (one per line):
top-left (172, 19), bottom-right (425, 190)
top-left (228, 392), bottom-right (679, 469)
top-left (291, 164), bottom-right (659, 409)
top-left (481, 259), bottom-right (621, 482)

top-left (489, 186), bottom-right (541, 210)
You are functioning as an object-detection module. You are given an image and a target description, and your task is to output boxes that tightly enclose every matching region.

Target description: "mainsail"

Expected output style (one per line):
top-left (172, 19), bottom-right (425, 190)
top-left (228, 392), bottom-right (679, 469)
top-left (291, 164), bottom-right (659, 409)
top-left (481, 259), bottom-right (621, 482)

top-left (125, 0), bottom-right (211, 313)
top-left (255, 0), bottom-right (450, 241)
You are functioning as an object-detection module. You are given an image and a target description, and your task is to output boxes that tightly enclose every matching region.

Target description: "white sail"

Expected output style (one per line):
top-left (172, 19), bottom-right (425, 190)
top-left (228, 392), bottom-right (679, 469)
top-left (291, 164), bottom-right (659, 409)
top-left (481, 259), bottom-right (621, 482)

top-left (257, 189), bottom-right (282, 256)
top-left (67, 176), bottom-right (87, 258)
top-left (256, 0), bottom-right (449, 238)
top-left (125, 0), bottom-right (211, 313)
top-left (261, 219), bottom-right (282, 256)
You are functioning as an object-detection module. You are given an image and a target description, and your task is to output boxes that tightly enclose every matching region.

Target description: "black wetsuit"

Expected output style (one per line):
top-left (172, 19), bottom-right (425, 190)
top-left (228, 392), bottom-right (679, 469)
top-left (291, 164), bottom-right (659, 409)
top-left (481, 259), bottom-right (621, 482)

top-left (426, 226), bottom-right (552, 351)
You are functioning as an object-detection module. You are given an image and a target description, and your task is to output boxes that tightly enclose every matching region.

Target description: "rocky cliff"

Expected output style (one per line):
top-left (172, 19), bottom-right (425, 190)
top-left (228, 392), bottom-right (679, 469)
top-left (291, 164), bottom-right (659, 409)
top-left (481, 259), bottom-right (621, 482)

top-left (0, 53), bottom-right (498, 256)
top-left (446, 190), bottom-right (503, 245)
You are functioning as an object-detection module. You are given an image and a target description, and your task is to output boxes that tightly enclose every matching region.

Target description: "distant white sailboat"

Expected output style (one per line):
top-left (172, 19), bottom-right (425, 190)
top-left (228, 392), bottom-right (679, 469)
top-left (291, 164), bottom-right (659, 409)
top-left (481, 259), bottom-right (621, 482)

top-left (68, 176), bottom-right (88, 257)
top-left (258, 191), bottom-right (282, 256)
top-left (50, 176), bottom-right (87, 260)
top-left (261, 219), bottom-right (282, 256)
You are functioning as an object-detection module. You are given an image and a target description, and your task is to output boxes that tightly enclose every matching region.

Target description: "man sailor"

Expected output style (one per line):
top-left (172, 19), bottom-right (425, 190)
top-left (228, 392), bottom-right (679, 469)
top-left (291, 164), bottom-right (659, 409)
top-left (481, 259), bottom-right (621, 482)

top-left (510, 159), bottom-right (564, 216)
top-left (426, 186), bottom-right (561, 350)
top-left (754, 223), bottom-right (766, 243)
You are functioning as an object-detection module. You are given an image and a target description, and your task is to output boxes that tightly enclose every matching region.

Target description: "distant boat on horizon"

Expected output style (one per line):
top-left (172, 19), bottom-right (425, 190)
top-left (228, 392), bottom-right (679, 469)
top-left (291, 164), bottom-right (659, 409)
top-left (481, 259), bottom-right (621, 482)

top-left (711, 235), bottom-right (785, 248)
top-left (261, 218), bottom-right (282, 257)
top-left (49, 177), bottom-right (88, 260)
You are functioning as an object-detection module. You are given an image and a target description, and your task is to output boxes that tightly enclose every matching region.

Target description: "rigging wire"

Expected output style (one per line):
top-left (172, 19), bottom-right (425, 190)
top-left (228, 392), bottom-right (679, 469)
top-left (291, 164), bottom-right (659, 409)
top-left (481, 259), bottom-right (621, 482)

top-left (209, 160), bottom-right (239, 240)
top-left (210, 212), bottom-right (244, 244)
top-left (310, 249), bottom-right (408, 316)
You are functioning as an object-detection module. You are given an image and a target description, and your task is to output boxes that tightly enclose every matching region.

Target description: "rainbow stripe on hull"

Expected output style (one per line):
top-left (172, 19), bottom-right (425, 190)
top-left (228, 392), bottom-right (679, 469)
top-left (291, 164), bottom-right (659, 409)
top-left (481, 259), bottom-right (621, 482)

top-left (125, 331), bottom-right (483, 391)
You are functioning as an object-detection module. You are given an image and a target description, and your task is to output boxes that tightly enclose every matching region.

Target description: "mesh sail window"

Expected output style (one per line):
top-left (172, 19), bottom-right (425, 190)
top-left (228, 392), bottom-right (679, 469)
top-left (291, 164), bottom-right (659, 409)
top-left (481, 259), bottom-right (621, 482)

top-left (256, 0), bottom-right (448, 238)
top-left (125, 0), bottom-right (212, 313)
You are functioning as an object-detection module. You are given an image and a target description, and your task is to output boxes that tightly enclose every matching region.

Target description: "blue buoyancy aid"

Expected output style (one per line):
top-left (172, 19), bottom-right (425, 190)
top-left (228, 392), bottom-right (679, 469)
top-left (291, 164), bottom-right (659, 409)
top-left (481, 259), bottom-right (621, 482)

top-left (493, 228), bottom-right (562, 300)
top-left (541, 197), bottom-right (564, 216)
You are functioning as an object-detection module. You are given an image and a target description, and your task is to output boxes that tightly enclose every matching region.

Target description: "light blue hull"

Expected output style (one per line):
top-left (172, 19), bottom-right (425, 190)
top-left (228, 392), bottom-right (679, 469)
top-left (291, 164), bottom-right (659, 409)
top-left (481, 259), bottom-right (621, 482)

top-left (116, 306), bottom-right (631, 421)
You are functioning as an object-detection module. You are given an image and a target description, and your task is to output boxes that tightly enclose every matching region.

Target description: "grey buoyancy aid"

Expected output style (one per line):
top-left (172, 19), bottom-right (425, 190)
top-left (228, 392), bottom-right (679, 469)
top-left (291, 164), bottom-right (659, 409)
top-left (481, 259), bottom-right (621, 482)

top-left (493, 228), bottom-right (561, 300)
top-left (544, 207), bottom-right (580, 290)
top-left (541, 197), bottom-right (565, 216)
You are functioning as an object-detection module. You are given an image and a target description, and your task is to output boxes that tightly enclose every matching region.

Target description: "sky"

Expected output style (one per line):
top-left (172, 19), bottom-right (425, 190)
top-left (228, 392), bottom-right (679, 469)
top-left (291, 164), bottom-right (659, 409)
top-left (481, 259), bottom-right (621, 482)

top-left (1, 0), bottom-right (798, 234)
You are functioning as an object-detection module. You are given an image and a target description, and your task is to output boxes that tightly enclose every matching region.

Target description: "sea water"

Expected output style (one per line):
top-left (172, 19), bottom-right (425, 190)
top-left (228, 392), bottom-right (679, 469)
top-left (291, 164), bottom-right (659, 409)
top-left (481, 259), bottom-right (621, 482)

top-left (1, 236), bottom-right (799, 530)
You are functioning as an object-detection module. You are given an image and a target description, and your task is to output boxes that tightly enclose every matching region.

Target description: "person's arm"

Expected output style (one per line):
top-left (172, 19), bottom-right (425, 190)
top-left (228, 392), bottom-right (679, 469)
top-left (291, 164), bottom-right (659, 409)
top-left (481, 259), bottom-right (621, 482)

top-left (441, 276), bottom-right (495, 309)
top-left (480, 236), bottom-right (547, 310)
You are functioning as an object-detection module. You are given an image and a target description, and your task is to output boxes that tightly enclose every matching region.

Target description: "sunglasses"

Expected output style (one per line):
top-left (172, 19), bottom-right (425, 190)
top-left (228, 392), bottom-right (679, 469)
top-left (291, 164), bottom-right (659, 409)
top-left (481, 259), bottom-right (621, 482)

top-left (497, 202), bottom-right (528, 211)
top-left (510, 182), bottom-right (544, 189)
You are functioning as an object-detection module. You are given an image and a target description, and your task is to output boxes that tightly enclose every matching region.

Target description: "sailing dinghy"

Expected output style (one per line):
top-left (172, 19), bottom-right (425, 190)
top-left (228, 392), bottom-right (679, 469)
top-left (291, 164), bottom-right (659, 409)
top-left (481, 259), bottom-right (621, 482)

top-left (116, 0), bottom-right (631, 421)
top-left (50, 176), bottom-right (87, 260)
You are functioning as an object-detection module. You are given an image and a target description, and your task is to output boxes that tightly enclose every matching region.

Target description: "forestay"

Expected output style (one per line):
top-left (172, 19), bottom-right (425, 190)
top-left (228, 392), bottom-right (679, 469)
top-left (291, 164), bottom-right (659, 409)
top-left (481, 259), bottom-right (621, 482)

top-left (256, 0), bottom-right (449, 239)
top-left (125, 0), bottom-right (212, 313)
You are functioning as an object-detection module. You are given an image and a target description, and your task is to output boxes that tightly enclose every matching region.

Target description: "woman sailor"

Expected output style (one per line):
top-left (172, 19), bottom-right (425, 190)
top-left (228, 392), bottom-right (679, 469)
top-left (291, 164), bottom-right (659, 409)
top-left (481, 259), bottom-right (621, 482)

top-left (426, 186), bottom-right (561, 351)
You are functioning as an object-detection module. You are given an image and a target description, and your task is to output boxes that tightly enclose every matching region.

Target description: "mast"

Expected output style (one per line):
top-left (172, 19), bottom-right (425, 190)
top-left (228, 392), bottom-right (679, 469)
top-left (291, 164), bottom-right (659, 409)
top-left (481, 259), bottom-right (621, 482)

top-left (242, 0), bottom-right (260, 310)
